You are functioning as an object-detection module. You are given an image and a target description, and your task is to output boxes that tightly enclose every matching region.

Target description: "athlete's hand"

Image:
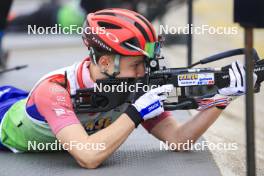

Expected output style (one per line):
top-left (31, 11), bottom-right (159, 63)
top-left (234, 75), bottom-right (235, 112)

top-left (133, 84), bottom-right (173, 120)
top-left (197, 61), bottom-right (258, 111)
top-left (125, 84), bottom-right (173, 127)
top-left (218, 61), bottom-right (257, 96)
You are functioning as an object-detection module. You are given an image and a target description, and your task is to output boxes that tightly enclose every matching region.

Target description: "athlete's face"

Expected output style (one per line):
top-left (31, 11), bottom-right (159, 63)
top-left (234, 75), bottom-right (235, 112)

top-left (96, 55), bottom-right (145, 79)
top-left (117, 56), bottom-right (145, 78)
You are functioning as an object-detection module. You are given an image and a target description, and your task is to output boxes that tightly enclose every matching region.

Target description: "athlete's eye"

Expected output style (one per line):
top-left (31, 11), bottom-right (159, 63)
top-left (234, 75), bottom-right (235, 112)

top-left (131, 63), bottom-right (138, 68)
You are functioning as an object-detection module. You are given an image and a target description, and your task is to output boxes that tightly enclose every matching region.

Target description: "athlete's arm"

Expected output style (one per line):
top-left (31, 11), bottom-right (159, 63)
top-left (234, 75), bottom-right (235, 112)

top-left (57, 84), bottom-right (173, 168)
top-left (33, 79), bottom-right (135, 168)
top-left (150, 107), bottom-right (222, 151)
top-left (35, 79), bottom-right (172, 168)
top-left (57, 87), bottom-right (173, 168)
top-left (56, 114), bottom-right (135, 169)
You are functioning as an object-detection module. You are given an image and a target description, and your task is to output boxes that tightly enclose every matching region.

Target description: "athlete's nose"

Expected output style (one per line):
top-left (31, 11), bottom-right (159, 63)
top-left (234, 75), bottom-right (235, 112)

top-left (136, 65), bottom-right (145, 78)
top-left (136, 71), bottom-right (144, 78)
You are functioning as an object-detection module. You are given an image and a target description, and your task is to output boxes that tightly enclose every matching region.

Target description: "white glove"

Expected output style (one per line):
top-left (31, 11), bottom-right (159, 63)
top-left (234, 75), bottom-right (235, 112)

top-left (133, 84), bottom-right (173, 120)
top-left (125, 84), bottom-right (173, 127)
top-left (197, 61), bottom-right (257, 111)
top-left (218, 61), bottom-right (257, 96)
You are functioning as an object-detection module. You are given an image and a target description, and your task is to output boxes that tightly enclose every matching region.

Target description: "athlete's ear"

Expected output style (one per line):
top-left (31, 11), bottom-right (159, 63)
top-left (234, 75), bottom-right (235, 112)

top-left (98, 55), bottom-right (114, 69)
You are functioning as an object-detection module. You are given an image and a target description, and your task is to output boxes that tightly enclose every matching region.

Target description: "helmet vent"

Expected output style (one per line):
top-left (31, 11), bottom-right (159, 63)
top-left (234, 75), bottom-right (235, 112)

top-left (98, 22), bottom-right (121, 29)
top-left (122, 37), bottom-right (140, 51)
top-left (136, 15), bottom-right (155, 40)
top-left (95, 12), bottom-right (116, 16)
top-left (134, 22), bottom-right (150, 42)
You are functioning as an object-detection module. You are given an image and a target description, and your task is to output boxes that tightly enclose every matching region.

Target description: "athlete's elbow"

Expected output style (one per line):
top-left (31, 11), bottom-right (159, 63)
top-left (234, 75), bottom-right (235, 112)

top-left (77, 155), bottom-right (101, 169)
top-left (78, 160), bottom-right (100, 169)
top-left (170, 133), bottom-right (197, 152)
top-left (75, 150), bottom-right (105, 169)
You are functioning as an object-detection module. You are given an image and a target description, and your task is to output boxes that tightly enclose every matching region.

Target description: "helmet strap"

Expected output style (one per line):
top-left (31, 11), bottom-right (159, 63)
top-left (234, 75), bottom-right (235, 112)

top-left (102, 54), bottom-right (120, 78)
top-left (88, 47), bottom-right (121, 78)
top-left (89, 47), bottom-right (97, 65)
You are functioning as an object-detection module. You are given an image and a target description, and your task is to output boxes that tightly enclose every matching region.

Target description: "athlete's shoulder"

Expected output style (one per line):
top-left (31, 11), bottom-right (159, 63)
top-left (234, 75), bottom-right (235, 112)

top-left (27, 74), bottom-right (70, 106)
top-left (29, 76), bottom-right (79, 135)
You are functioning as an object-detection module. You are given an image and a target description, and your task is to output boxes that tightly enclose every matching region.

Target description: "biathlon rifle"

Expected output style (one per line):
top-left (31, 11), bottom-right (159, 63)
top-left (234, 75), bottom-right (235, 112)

top-left (72, 37), bottom-right (264, 113)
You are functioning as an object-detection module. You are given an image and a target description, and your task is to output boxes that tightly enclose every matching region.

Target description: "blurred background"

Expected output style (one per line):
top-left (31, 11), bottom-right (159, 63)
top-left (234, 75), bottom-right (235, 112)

top-left (0, 0), bottom-right (263, 175)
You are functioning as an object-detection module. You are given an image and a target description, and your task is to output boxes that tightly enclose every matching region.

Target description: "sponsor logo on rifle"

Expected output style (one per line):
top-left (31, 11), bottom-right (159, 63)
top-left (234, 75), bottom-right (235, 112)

top-left (178, 74), bottom-right (199, 81)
